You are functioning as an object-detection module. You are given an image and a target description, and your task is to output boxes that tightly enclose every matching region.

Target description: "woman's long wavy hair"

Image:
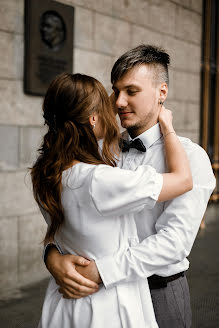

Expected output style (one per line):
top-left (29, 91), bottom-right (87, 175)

top-left (31, 73), bottom-right (120, 241)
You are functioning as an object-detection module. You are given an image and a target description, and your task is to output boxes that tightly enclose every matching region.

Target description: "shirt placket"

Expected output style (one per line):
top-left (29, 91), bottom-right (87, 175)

top-left (122, 149), bottom-right (147, 171)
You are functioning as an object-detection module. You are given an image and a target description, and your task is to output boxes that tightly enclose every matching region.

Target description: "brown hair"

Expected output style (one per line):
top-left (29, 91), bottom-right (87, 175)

top-left (31, 73), bottom-right (120, 241)
top-left (111, 44), bottom-right (170, 86)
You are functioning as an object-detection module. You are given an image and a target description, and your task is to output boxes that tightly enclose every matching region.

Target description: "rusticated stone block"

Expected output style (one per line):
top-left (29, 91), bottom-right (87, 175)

top-left (177, 130), bottom-right (200, 144)
top-left (94, 13), bottom-right (131, 56)
top-left (74, 48), bottom-right (112, 92)
top-left (187, 44), bottom-right (201, 73)
top-left (0, 0), bottom-right (23, 34)
top-left (171, 70), bottom-right (200, 103)
top-left (160, 38), bottom-right (201, 74)
top-left (148, 1), bottom-right (176, 36)
top-left (184, 103), bottom-right (200, 131)
top-left (167, 68), bottom-right (175, 101)
top-left (56, 0), bottom-right (113, 15)
top-left (131, 25), bottom-right (162, 49)
top-left (0, 216), bottom-right (18, 292)
top-left (0, 32), bottom-right (24, 80)
top-left (164, 100), bottom-right (186, 131)
top-left (0, 170), bottom-right (38, 217)
top-left (112, 0), bottom-right (150, 27)
top-left (0, 32), bottom-right (14, 79)
top-left (171, 0), bottom-right (190, 7)
top-left (75, 7), bottom-right (94, 50)
top-left (0, 80), bottom-right (44, 126)
top-left (0, 125), bottom-right (19, 169)
top-left (18, 212), bottom-right (48, 286)
top-left (175, 6), bottom-right (202, 44)
top-left (19, 126), bottom-right (46, 168)
top-left (190, 0), bottom-right (203, 15)
top-left (161, 36), bottom-right (189, 71)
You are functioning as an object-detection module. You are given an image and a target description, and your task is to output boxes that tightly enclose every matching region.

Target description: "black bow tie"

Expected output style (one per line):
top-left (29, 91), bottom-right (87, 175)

top-left (120, 138), bottom-right (146, 152)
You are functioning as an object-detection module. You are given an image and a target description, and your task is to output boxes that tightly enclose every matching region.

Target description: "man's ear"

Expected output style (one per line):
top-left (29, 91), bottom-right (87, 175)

top-left (159, 83), bottom-right (168, 103)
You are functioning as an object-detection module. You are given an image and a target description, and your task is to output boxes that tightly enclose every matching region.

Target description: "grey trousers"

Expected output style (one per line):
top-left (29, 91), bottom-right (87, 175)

top-left (150, 275), bottom-right (192, 328)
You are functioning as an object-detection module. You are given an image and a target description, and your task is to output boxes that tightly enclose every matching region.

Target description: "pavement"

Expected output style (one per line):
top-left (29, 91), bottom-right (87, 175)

top-left (0, 203), bottom-right (218, 328)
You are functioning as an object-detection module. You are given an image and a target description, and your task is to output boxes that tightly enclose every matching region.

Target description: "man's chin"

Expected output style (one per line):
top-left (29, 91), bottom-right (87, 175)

top-left (120, 119), bottom-right (132, 128)
top-left (121, 121), bottom-right (136, 130)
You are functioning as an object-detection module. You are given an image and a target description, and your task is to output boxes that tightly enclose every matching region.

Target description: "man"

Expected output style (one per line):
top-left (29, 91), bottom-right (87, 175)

top-left (44, 45), bottom-right (216, 327)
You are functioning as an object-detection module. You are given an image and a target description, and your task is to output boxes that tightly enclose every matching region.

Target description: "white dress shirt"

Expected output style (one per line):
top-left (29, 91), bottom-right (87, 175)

top-left (39, 163), bottom-right (163, 328)
top-left (96, 123), bottom-right (216, 289)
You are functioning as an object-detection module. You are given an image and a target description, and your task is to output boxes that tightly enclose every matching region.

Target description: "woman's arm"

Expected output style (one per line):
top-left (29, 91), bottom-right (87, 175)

top-left (158, 107), bottom-right (193, 202)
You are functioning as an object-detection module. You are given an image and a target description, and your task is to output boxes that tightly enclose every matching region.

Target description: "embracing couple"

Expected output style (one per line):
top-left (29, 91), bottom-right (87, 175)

top-left (31, 45), bottom-right (215, 328)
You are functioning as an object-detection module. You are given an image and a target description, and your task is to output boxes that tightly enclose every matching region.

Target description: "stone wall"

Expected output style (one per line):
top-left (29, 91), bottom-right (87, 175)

top-left (0, 0), bottom-right (203, 297)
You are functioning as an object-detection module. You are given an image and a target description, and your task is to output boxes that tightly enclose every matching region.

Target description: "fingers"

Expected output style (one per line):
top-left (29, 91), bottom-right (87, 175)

top-left (60, 277), bottom-right (99, 295)
top-left (70, 255), bottom-right (90, 266)
top-left (59, 287), bottom-right (84, 299)
top-left (67, 270), bottom-right (99, 289)
top-left (56, 269), bottom-right (99, 293)
top-left (58, 281), bottom-right (99, 299)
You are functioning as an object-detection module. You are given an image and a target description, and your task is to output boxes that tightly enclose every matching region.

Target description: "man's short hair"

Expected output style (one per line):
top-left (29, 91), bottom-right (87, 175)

top-left (111, 44), bottom-right (170, 86)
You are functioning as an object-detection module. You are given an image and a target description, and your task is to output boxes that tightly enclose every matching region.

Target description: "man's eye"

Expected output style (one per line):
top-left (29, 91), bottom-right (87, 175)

top-left (127, 90), bottom-right (137, 95)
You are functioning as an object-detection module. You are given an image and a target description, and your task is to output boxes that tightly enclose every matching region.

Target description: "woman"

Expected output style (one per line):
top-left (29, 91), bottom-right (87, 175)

top-left (31, 73), bottom-right (192, 328)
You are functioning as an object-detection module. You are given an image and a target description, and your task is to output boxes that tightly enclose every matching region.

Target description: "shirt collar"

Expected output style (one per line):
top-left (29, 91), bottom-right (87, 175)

top-left (127, 123), bottom-right (162, 150)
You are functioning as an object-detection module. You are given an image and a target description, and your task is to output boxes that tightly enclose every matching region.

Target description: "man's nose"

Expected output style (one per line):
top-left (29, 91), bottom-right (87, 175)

top-left (115, 93), bottom-right (128, 109)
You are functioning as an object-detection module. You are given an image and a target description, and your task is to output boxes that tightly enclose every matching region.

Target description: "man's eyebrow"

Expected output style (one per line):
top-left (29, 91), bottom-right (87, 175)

top-left (124, 84), bottom-right (140, 89)
top-left (112, 84), bottom-right (140, 90)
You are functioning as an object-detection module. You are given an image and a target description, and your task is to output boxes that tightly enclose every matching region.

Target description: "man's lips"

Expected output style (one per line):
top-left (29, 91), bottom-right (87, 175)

top-left (119, 112), bottom-right (133, 117)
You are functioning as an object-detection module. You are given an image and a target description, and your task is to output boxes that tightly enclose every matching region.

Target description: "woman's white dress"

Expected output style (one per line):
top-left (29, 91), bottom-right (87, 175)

top-left (38, 163), bottom-right (163, 328)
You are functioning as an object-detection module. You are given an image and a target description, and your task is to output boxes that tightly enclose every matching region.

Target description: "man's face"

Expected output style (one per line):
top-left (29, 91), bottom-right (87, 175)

top-left (112, 65), bottom-right (162, 137)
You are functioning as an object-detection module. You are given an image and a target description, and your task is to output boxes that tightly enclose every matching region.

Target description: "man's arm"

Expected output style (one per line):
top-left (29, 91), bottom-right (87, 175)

top-left (44, 246), bottom-right (99, 298)
top-left (95, 143), bottom-right (216, 288)
top-left (45, 143), bottom-right (215, 295)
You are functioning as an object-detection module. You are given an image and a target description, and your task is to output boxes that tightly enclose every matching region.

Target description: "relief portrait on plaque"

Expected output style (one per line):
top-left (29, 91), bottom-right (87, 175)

top-left (40, 11), bottom-right (66, 51)
top-left (24, 0), bottom-right (74, 96)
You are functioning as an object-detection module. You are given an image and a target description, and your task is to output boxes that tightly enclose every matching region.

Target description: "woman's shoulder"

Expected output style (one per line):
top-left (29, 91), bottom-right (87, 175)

top-left (62, 162), bottom-right (98, 189)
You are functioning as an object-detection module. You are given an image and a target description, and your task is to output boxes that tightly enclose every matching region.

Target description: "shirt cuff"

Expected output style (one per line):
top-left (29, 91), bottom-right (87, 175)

top-left (146, 172), bottom-right (163, 209)
top-left (95, 254), bottom-right (127, 289)
top-left (42, 241), bottom-right (63, 264)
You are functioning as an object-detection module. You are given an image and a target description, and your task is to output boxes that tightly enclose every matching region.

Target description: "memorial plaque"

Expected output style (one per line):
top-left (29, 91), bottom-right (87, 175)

top-left (24, 0), bottom-right (74, 95)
